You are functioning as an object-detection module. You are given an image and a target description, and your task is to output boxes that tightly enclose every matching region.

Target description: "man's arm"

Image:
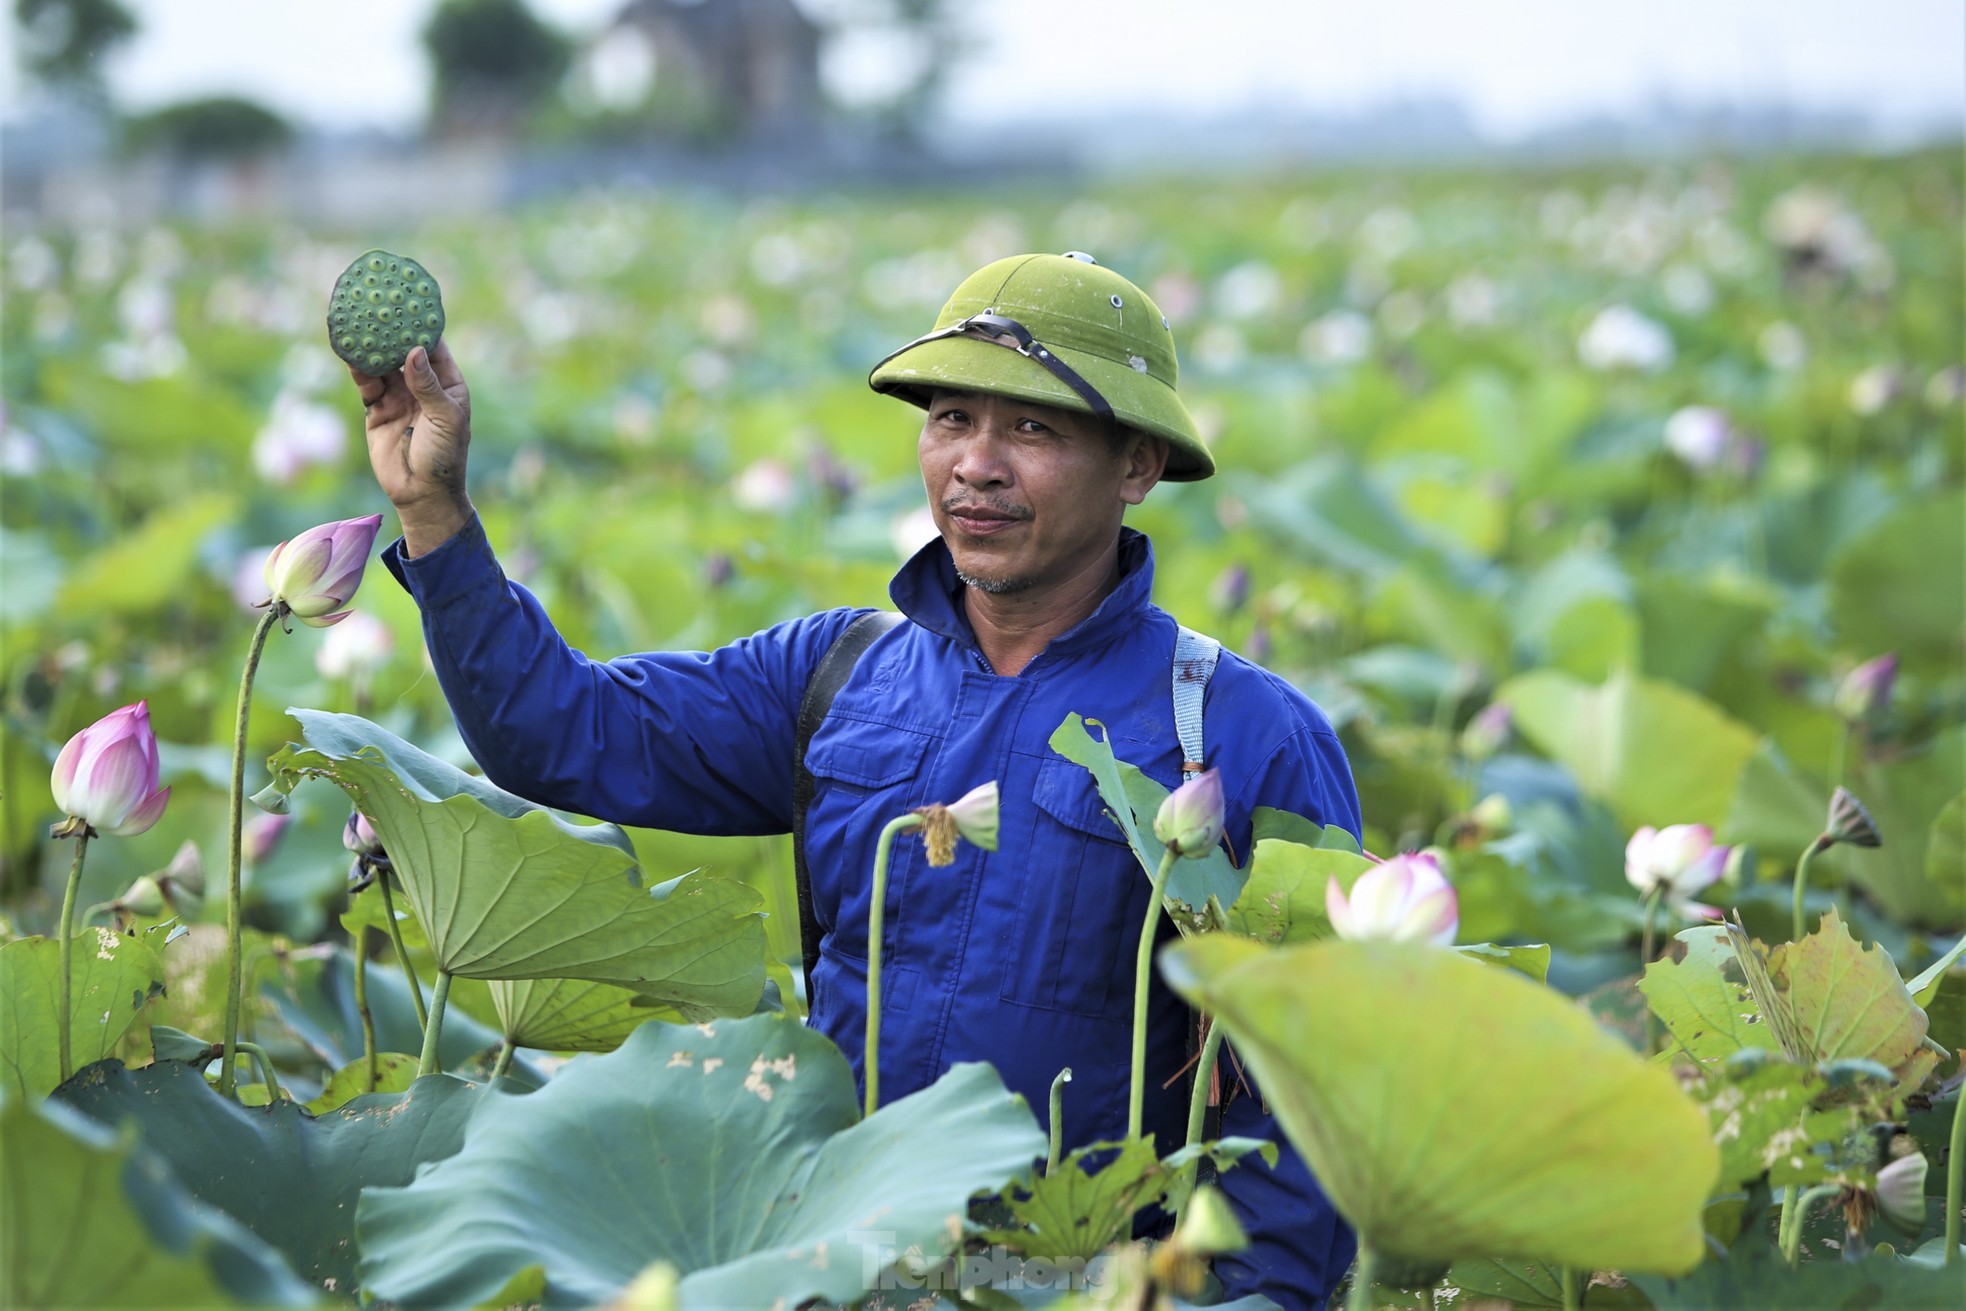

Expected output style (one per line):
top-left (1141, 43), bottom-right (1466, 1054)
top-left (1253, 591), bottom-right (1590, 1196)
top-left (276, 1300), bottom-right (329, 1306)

top-left (348, 341), bottom-right (474, 558)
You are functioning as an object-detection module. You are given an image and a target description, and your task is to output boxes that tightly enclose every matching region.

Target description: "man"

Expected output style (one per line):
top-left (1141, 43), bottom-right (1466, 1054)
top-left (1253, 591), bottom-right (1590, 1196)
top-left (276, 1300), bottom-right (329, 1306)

top-left (354, 252), bottom-right (1361, 1305)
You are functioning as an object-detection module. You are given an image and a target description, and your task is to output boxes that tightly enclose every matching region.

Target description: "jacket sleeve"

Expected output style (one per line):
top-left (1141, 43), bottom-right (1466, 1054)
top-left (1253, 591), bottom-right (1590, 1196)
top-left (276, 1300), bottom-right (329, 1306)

top-left (1209, 718), bottom-right (1363, 1308)
top-left (383, 515), bottom-right (862, 835)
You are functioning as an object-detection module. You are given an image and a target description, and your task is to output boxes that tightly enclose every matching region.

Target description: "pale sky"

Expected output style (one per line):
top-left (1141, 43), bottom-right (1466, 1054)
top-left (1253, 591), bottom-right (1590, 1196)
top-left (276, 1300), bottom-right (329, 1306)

top-left (5, 0), bottom-right (1962, 139)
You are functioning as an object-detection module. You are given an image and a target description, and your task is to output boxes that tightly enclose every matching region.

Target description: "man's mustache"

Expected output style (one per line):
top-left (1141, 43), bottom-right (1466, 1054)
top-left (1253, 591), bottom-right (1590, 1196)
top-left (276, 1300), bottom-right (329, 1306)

top-left (942, 498), bottom-right (1033, 521)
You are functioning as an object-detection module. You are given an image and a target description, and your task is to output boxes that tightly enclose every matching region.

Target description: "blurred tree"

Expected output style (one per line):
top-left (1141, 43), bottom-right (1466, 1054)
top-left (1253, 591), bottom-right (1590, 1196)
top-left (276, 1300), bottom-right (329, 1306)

top-left (809, 0), bottom-right (965, 139)
top-left (123, 96), bottom-right (293, 162)
top-left (423, 0), bottom-right (574, 137)
top-left (13, 0), bottom-right (137, 99)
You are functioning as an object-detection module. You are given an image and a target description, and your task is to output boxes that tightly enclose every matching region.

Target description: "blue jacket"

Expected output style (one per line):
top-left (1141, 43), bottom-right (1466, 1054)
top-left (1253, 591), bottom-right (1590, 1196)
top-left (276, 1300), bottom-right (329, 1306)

top-left (386, 517), bottom-right (1362, 1307)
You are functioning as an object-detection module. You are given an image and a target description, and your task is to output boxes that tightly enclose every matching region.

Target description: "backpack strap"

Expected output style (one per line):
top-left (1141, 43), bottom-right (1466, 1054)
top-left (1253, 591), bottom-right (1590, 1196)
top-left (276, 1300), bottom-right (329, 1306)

top-left (1173, 624), bottom-right (1226, 1179)
top-left (792, 610), bottom-right (903, 1007)
top-left (1173, 625), bottom-right (1220, 776)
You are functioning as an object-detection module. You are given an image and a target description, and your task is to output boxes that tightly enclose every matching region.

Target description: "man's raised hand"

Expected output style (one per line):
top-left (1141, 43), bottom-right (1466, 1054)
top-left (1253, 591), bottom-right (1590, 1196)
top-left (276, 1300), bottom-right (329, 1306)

top-left (351, 339), bottom-right (474, 558)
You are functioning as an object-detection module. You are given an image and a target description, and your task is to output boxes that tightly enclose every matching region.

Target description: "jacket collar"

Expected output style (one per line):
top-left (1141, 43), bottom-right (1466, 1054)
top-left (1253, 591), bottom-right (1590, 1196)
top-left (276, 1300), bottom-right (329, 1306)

top-left (890, 527), bottom-right (1157, 663)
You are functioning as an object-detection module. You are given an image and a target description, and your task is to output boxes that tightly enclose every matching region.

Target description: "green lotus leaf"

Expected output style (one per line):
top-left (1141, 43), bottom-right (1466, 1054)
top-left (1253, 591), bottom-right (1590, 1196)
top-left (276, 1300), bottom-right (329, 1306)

top-left (976, 1134), bottom-right (1164, 1261)
top-left (1688, 1059), bottom-right (1823, 1193)
top-left (1220, 838), bottom-right (1372, 945)
top-left (0, 1095), bottom-right (314, 1307)
top-left (356, 1013), bottom-right (1045, 1308)
top-left (1453, 941), bottom-right (1552, 983)
top-left (1639, 924), bottom-right (1764, 1062)
top-left (1160, 934), bottom-right (1718, 1273)
top-left (488, 975), bottom-right (663, 1051)
top-left (264, 711), bottom-right (766, 1017)
top-left (1827, 495), bottom-right (1965, 675)
top-left (1497, 668), bottom-right (1759, 831)
top-left (1050, 713), bottom-right (1246, 925)
top-left (303, 1053), bottom-right (419, 1112)
top-left (1250, 807), bottom-right (1362, 853)
top-left (0, 929), bottom-right (166, 1101)
top-left (53, 1058), bottom-right (502, 1295)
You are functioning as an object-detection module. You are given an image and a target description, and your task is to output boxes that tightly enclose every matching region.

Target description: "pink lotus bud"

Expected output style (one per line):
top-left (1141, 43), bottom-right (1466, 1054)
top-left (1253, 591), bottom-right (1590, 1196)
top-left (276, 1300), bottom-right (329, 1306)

top-left (1624, 824), bottom-right (1727, 919)
top-left (262, 513), bottom-right (384, 627)
top-left (1325, 851), bottom-right (1458, 945)
top-left (343, 809), bottom-right (385, 860)
top-left (1460, 702), bottom-right (1512, 760)
top-left (1154, 768), bottom-right (1225, 859)
top-left (1833, 653), bottom-right (1897, 724)
top-left (50, 700), bottom-right (171, 837)
top-left (245, 811), bottom-right (293, 865)
top-left (314, 611), bottom-right (394, 681)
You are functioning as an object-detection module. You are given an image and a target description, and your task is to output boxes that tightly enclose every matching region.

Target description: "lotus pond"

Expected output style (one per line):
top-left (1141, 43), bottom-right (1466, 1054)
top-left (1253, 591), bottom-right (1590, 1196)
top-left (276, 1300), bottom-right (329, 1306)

top-left (1, 146), bottom-right (1962, 1309)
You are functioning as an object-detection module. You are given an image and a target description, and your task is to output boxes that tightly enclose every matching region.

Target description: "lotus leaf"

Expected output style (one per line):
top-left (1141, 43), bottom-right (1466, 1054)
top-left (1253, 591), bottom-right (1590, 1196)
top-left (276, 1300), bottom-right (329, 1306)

top-left (357, 1013), bottom-right (1045, 1308)
top-left (0, 1095), bottom-right (314, 1307)
top-left (0, 929), bottom-right (165, 1101)
top-left (54, 1057), bottom-right (502, 1294)
top-left (1160, 934), bottom-right (1718, 1273)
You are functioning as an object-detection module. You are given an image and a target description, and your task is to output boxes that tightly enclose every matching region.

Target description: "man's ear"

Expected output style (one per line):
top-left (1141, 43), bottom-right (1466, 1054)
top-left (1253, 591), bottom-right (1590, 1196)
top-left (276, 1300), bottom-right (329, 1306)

top-left (1120, 433), bottom-right (1169, 506)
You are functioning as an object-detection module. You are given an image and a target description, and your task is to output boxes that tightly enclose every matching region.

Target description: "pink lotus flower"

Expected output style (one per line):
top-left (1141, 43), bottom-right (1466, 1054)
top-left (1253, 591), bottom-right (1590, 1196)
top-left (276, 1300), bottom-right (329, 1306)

top-left (263, 513), bottom-right (383, 627)
top-left (315, 611), bottom-right (394, 680)
top-left (50, 700), bottom-right (171, 837)
top-left (1624, 824), bottom-right (1727, 919)
top-left (343, 810), bottom-right (385, 859)
top-left (1154, 769), bottom-right (1225, 859)
top-left (1326, 851), bottom-right (1458, 946)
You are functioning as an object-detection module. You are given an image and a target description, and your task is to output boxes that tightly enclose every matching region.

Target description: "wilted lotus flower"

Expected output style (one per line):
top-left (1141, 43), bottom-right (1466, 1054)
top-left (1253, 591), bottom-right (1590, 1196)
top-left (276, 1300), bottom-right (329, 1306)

top-left (915, 781), bottom-right (999, 867)
top-left (155, 839), bottom-right (204, 912)
top-left (1871, 1149), bottom-right (1929, 1234)
top-left (262, 513), bottom-right (383, 627)
top-left (110, 875), bottom-right (165, 919)
top-left (50, 700), bottom-right (172, 839)
top-left (1833, 653), bottom-right (1897, 725)
top-left (1154, 769), bottom-right (1225, 859)
top-left (315, 611), bottom-right (394, 681)
top-left (1825, 787), bottom-right (1882, 849)
top-left (1624, 824), bottom-right (1727, 919)
top-left (1325, 851), bottom-right (1458, 946)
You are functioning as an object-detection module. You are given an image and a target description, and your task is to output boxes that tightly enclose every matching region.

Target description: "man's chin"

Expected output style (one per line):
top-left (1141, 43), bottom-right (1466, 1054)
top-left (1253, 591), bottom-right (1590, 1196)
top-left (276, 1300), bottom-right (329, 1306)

top-left (954, 566), bottom-right (1034, 596)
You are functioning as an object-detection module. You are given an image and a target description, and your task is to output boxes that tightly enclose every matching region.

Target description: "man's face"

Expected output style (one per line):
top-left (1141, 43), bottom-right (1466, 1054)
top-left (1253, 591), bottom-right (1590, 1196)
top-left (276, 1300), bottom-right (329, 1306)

top-left (917, 389), bottom-right (1165, 597)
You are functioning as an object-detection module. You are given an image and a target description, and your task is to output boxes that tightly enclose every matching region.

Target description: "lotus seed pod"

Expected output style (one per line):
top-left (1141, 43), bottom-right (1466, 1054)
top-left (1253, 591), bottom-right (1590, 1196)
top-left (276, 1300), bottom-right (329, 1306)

top-left (326, 249), bottom-right (445, 376)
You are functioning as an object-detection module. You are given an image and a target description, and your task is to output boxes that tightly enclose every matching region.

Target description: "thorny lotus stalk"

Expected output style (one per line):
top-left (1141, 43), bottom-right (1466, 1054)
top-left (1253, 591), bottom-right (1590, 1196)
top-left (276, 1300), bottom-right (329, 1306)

top-left (1129, 847), bottom-right (1181, 1141)
top-left (417, 970), bottom-right (454, 1079)
top-left (864, 813), bottom-right (923, 1117)
top-left (377, 874), bottom-right (428, 1028)
top-left (1176, 1017), bottom-right (1227, 1226)
top-left (1047, 1067), bottom-right (1072, 1174)
top-left (1781, 1183), bottom-right (1841, 1264)
top-left (54, 834), bottom-right (91, 1083)
top-left (220, 608), bottom-right (280, 1098)
top-left (352, 923), bottom-right (377, 1093)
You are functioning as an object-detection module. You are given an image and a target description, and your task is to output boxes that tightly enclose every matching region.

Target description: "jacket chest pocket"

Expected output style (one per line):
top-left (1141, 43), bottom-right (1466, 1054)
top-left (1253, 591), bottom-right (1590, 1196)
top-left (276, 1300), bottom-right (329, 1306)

top-left (997, 756), bottom-right (1147, 1021)
top-left (803, 717), bottom-right (936, 957)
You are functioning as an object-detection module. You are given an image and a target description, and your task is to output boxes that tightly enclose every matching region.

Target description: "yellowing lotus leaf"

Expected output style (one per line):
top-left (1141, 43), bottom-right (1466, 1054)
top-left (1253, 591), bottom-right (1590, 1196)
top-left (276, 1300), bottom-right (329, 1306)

top-left (1160, 935), bottom-right (1718, 1274)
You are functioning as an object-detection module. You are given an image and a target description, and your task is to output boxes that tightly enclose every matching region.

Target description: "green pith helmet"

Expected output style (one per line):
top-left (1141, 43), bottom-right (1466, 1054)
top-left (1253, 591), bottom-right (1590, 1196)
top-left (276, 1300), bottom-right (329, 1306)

top-left (869, 252), bottom-right (1214, 481)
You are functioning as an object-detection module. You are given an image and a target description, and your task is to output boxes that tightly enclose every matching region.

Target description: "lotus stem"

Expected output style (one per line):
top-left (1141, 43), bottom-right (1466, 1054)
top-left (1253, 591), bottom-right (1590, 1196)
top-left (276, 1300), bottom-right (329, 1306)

top-left (1829, 722), bottom-right (1850, 793)
top-left (417, 969), bottom-right (453, 1078)
top-left (377, 873), bottom-right (427, 1028)
top-left (235, 1040), bottom-right (280, 1100)
top-left (220, 607), bottom-right (280, 1099)
top-left (1791, 833), bottom-right (1831, 943)
top-left (1129, 848), bottom-right (1181, 1142)
top-left (55, 833), bottom-right (91, 1083)
top-left (1947, 1066), bottom-right (1963, 1264)
top-left (1046, 1067), bottom-right (1072, 1174)
top-left (1641, 884), bottom-right (1665, 1052)
top-left (491, 1037), bottom-right (516, 1081)
top-left (864, 812), bottom-right (922, 1118)
top-left (351, 924), bottom-right (376, 1093)
top-left (1781, 1183), bottom-right (1840, 1265)
top-left (1561, 1265), bottom-right (1580, 1311)
top-left (1175, 1016), bottom-right (1228, 1226)
top-left (1346, 1242), bottom-right (1378, 1311)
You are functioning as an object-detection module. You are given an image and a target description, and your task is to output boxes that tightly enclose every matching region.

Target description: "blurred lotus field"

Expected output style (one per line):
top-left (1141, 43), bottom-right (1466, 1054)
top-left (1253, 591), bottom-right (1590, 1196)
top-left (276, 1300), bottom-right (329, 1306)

top-left (3, 144), bottom-right (1961, 997)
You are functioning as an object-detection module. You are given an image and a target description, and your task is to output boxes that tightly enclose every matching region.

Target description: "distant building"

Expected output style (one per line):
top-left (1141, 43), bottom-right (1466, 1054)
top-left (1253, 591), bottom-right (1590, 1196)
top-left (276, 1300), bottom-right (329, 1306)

top-left (602, 0), bottom-right (824, 144)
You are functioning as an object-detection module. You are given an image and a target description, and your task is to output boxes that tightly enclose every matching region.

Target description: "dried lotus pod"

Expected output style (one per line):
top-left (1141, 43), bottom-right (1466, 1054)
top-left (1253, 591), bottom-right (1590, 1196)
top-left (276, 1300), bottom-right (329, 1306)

top-left (326, 249), bottom-right (446, 376)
